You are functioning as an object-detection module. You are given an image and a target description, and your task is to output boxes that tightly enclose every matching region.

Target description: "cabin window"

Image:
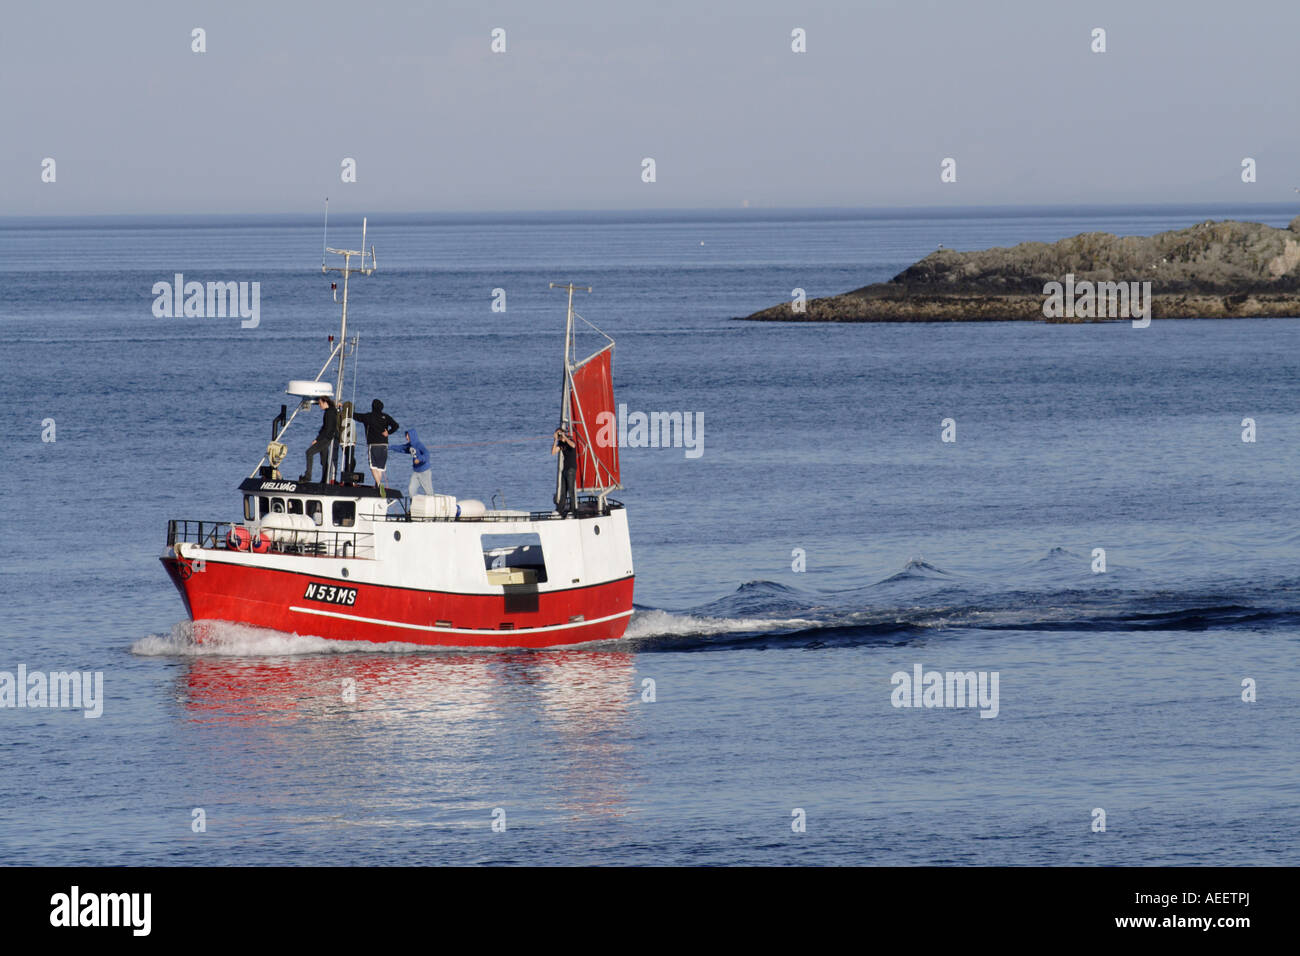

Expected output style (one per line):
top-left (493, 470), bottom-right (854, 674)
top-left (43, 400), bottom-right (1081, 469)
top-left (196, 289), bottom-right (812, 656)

top-left (258, 496), bottom-right (271, 518)
top-left (333, 501), bottom-right (355, 527)
top-left (306, 500), bottom-right (323, 526)
top-left (272, 498), bottom-right (286, 514)
top-left (481, 533), bottom-right (548, 583)
top-left (288, 498), bottom-right (304, 515)
top-left (244, 496), bottom-right (256, 521)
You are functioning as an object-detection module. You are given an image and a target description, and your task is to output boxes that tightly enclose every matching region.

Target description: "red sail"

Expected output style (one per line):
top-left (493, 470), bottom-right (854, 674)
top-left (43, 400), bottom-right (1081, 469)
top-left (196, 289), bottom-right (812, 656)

top-left (568, 345), bottom-right (620, 491)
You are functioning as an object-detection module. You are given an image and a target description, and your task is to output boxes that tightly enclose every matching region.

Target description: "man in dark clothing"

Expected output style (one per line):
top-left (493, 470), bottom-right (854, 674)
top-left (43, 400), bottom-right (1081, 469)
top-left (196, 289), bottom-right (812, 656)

top-left (301, 396), bottom-right (338, 482)
top-left (353, 398), bottom-right (399, 488)
top-left (551, 426), bottom-right (578, 516)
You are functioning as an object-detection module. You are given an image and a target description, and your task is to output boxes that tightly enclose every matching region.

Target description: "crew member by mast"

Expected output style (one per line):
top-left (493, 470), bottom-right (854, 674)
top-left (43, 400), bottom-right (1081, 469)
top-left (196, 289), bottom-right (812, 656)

top-left (301, 396), bottom-right (338, 482)
top-left (354, 398), bottom-right (399, 489)
top-left (552, 425), bottom-right (578, 516)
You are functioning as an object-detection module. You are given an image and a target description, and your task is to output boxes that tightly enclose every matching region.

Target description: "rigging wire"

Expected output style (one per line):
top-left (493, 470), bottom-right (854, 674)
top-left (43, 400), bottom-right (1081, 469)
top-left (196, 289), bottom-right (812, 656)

top-left (350, 335), bottom-right (359, 409)
top-left (572, 310), bottom-right (613, 342)
top-left (423, 435), bottom-right (554, 449)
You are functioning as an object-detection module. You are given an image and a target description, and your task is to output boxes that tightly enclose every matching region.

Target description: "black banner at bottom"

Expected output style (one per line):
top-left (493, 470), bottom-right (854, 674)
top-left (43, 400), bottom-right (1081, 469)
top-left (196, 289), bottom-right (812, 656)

top-left (0, 865), bottom-right (1275, 942)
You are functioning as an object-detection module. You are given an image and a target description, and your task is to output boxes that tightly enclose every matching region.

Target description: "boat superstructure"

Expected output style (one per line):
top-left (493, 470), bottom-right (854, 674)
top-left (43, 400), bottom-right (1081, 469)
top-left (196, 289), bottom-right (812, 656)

top-left (160, 220), bottom-right (634, 648)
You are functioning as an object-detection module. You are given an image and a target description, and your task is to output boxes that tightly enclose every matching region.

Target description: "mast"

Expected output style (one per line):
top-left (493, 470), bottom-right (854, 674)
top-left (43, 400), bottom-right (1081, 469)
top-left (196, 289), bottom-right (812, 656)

top-left (247, 212), bottom-right (377, 482)
top-left (549, 282), bottom-right (591, 504)
top-left (321, 216), bottom-right (377, 480)
top-left (550, 281), bottom-right (591, 425)
top-left (324, 217), bottom-right (376, 399)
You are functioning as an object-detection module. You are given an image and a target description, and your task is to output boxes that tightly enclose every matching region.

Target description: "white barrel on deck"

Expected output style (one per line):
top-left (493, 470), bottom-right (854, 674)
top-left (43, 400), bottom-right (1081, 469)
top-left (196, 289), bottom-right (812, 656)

top-left (259, 512), bottom-right (318, 543)
top-left (411, 494), bottom-right (458, 518)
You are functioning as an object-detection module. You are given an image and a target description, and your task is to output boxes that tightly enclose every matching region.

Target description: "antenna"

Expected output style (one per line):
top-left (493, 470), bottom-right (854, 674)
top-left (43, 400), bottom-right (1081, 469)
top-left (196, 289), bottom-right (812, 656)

top-left (322, 197), bottom-right (329, 270)
top-left (321, 216), bottom-right (379, 480)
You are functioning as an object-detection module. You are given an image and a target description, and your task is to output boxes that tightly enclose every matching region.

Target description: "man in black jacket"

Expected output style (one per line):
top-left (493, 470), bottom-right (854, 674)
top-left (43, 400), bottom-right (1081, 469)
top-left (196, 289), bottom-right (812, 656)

top-left (301, 396), bottom-right (338, 483)
top-left (551, 425), bottom-right (578, 516)
top-left (353, 398), bottom-right (400, 489)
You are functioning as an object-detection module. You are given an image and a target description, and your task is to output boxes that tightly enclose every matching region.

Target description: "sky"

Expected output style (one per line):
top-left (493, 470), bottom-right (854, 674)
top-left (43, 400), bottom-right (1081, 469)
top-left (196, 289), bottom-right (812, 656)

top-left (3, 0), bottom-right (1299, 216)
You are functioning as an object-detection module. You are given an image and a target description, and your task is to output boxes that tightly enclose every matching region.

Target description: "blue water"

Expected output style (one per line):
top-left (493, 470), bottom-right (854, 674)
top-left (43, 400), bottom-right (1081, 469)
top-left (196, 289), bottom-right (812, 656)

top-left (2, 204), bottom-right (1298, 864)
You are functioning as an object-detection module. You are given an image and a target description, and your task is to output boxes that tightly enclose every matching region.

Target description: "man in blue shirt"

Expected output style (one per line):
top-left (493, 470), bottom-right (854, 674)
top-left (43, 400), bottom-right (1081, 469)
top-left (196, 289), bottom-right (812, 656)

top-left (394, 428), bottom-right (433, 498)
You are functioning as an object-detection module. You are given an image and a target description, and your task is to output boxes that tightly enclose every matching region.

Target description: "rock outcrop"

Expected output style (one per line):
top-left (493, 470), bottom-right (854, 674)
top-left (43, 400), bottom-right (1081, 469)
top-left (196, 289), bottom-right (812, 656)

top-left (740, 217), bottom-right (1300, 322)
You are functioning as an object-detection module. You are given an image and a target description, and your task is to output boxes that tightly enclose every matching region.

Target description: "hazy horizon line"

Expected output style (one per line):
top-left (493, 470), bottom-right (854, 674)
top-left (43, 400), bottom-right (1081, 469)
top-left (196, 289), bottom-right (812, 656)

top-left (3, 200), bottom-right (1298, 229)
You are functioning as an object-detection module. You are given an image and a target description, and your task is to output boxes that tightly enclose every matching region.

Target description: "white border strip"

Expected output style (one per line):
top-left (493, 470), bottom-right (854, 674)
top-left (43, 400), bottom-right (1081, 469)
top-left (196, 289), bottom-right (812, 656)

top-left (289, 605), bottom-right (633, 635)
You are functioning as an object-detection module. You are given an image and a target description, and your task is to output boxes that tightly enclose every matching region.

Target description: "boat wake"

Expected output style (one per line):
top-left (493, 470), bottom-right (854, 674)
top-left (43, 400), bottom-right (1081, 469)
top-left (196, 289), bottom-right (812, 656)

top-left (624, 598), bottom-right (1300, 651)
top-left (622, 551), bottom-right (1300, 651)
top-left (623, 607), bottom-right (819, 640)
top-left (136, 553), bottom-right (1300, 657)
top-left (132, 620), bottom-right (450, 657)
top-left (875, 556), bottom-right (953, 584)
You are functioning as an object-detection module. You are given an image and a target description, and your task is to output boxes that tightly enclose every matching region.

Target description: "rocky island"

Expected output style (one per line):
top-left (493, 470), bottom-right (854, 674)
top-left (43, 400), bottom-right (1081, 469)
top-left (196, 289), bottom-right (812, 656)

top-left (740, 216), bottom-right (1300, 322)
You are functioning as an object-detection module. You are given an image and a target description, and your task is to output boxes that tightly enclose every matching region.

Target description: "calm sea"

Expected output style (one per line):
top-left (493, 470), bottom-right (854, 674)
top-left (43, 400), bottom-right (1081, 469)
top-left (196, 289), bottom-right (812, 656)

top-left (1, 204), bottom-right (1298, 865)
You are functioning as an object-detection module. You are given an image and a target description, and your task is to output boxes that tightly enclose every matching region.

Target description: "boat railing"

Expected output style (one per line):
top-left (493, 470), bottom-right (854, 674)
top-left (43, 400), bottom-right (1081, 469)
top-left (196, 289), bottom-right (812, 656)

top-left (382, 497), bottom-right (624, 523)
top-left (166, 519), bottom-right (376, 559)
top-left (166, 519), bottom-right (232, 550)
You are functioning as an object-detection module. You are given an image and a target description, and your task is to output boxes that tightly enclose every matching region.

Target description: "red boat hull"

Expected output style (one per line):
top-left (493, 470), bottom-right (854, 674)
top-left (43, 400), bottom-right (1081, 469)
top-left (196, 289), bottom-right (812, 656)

top-left (161, 555), bottom-right (634, 649)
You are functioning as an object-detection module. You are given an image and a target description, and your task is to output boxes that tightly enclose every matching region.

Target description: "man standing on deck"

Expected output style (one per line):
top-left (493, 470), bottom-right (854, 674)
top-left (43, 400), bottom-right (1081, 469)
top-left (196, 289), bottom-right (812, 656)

top-left (301, 396), bottom-right (338, 483)
top-left (394, 429), bottom-right (433, 498)
top-left (552, 425), bottom-right (578, 517)
top-left (353, 398), bottom-right (399, 492)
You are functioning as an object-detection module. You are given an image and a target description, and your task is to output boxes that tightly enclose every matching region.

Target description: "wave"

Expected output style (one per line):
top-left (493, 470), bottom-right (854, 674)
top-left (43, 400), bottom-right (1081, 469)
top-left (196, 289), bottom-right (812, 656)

top-left (876, 557), bottom-right (953, 584)
top-left (624, 607), bottom-right (820, 641)
top-left (623, 565), bottom-right (1300, 650)
top-left (132, 620), bottom-right (453, 657)
top-left (625, 605), bottom-right (938, 651)
top-left (624, 600), bottom-right (1300, 651)
top-left (1031, 547), bottom-right (1082, 564)
top-left (972, 604), bottom-right (1300, 633)
top-left (134, 566), bottom-right (1300, 658)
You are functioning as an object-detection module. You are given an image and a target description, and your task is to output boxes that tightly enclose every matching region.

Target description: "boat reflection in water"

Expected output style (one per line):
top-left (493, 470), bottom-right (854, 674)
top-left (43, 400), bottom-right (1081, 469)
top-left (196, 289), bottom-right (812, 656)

top-left (175, 624), bottom-right (641, 827)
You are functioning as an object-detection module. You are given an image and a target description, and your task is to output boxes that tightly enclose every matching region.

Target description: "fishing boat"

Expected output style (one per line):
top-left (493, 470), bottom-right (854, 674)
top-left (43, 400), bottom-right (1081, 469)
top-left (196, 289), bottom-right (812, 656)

top-left (160, 220), bottom-right (634, 648)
